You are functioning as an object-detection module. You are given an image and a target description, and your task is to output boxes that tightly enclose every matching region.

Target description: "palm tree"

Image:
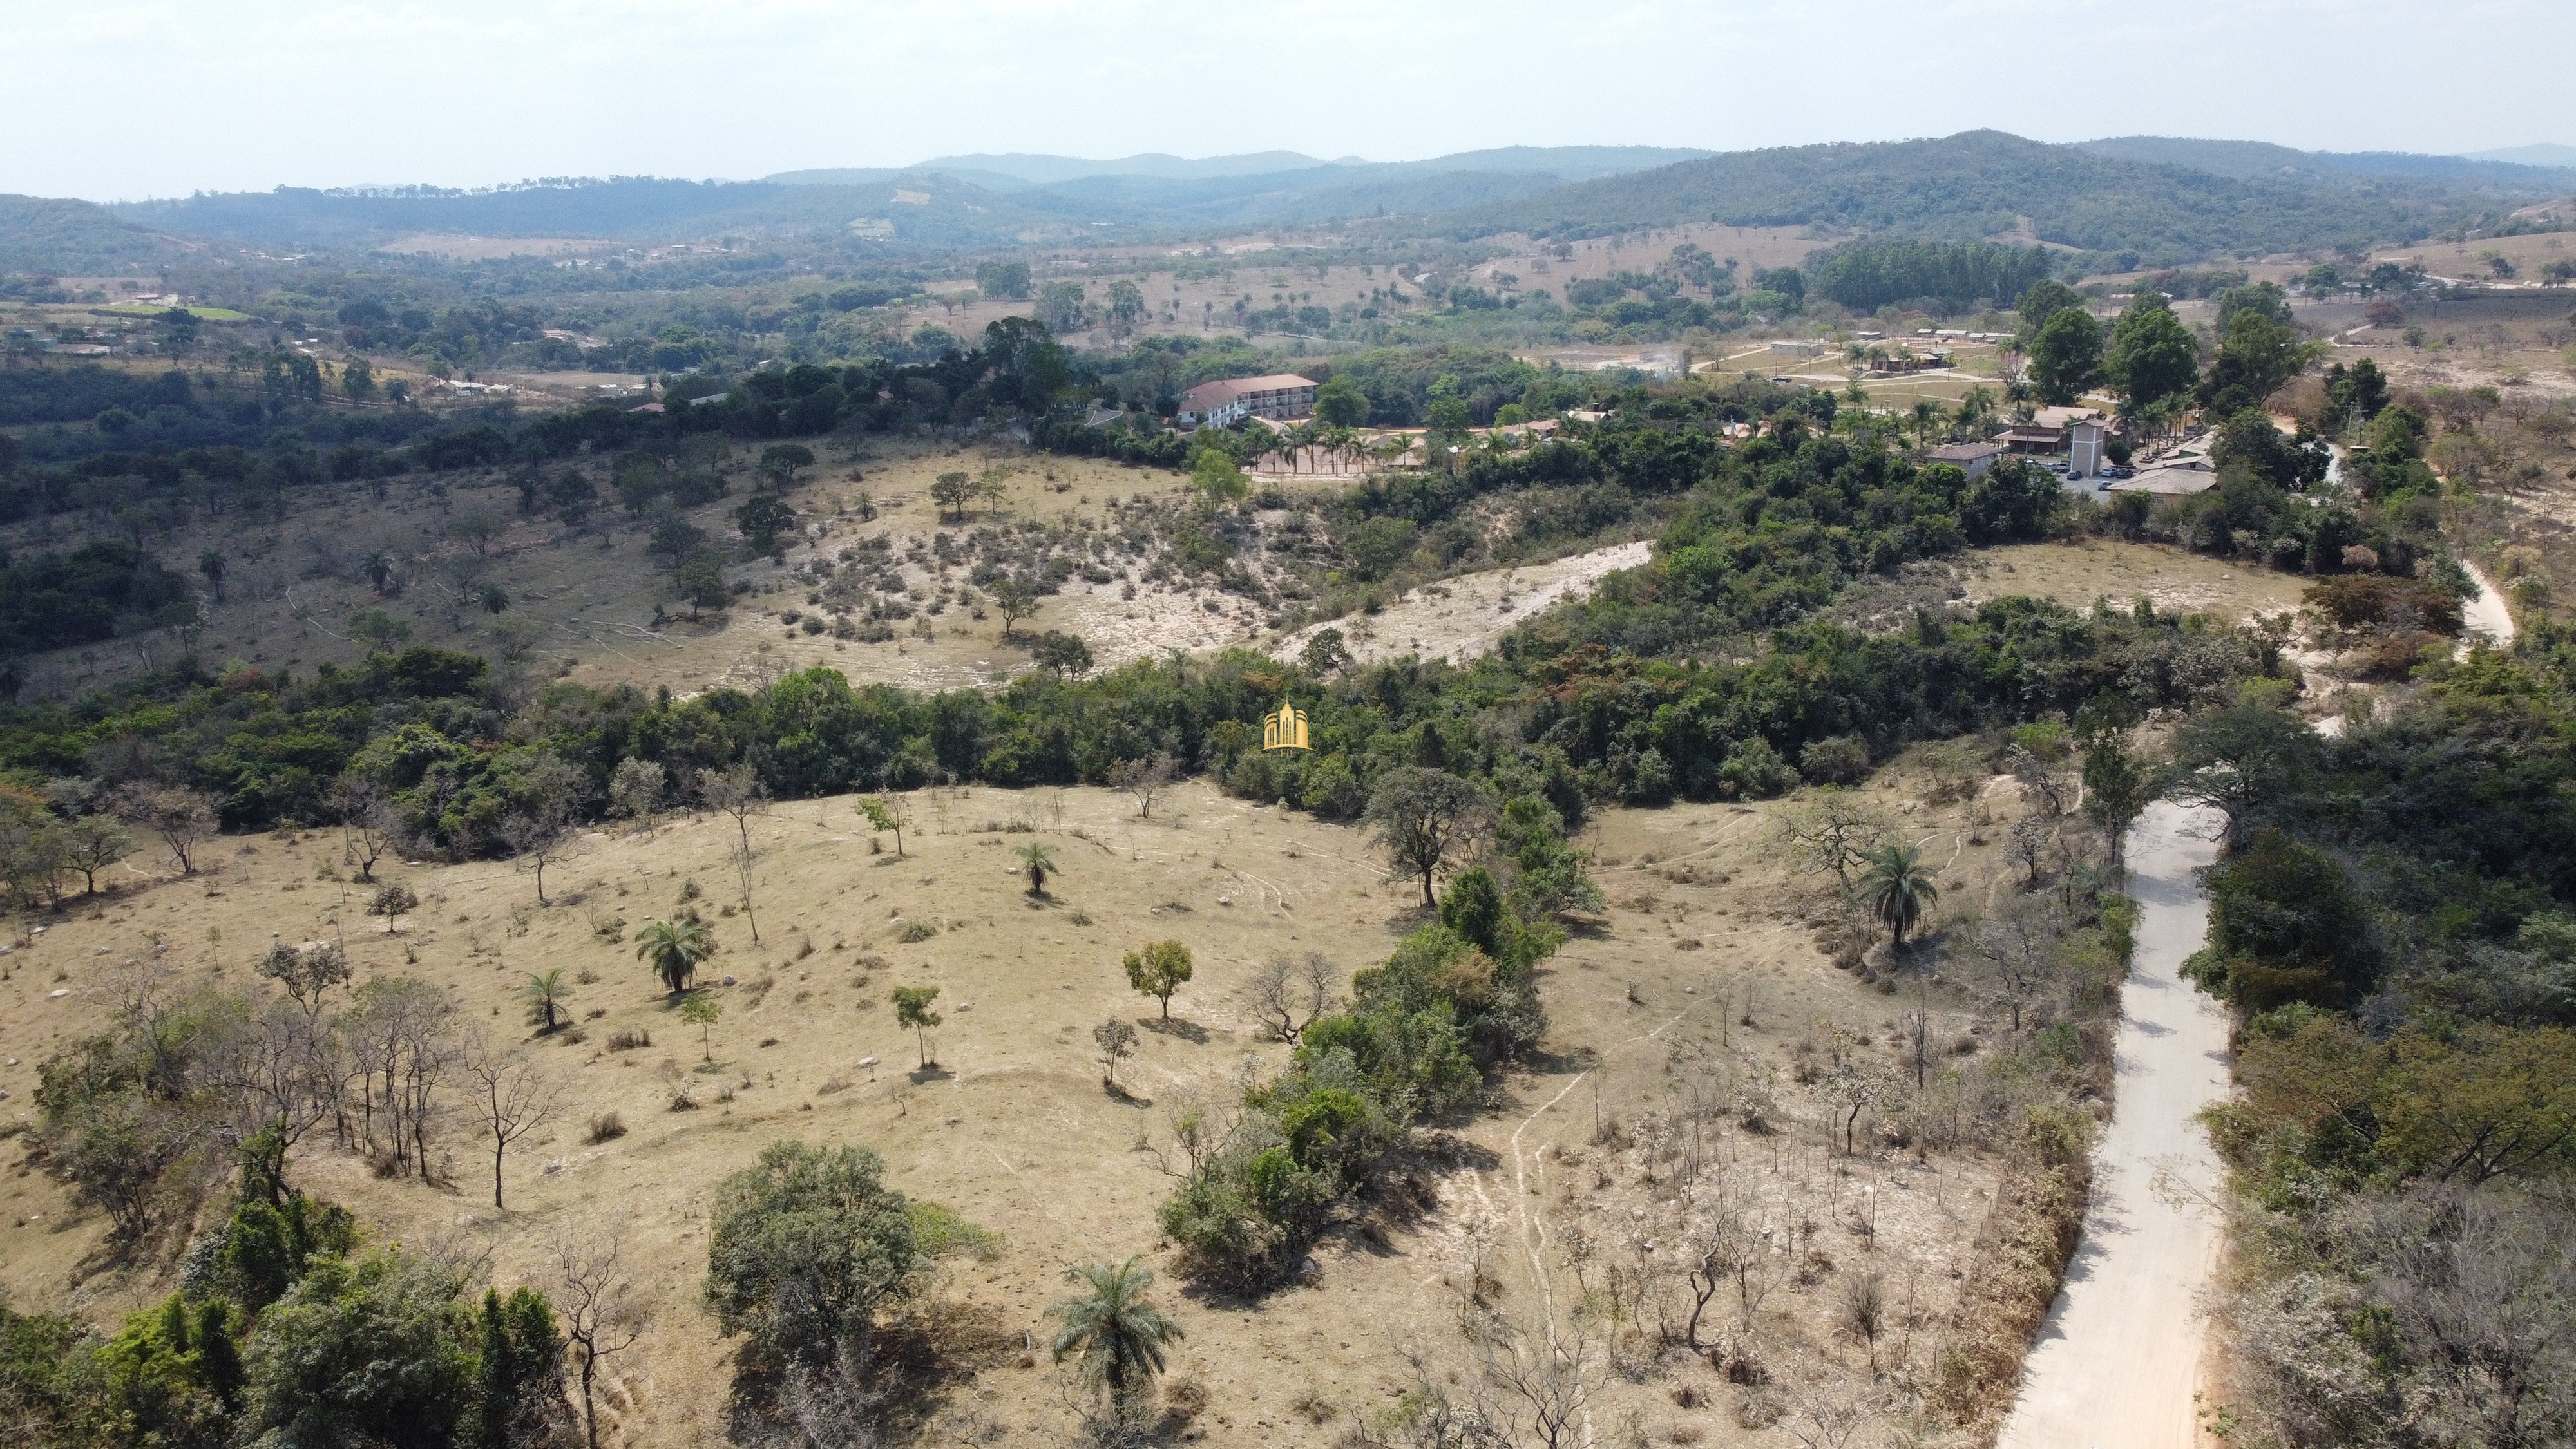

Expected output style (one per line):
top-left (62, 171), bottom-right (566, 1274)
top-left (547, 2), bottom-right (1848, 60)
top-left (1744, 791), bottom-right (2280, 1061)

top-left (1857, 844), bottom-right (1940, 952)
top-left (1048, 1257), bottom-right (1184, 1410)
top-left (520, 968), bottom-right (575, 1032)
top-left (1017, 842), bottom-right (1058, 896)
top-left (633, 916), bottom-right (715, 996)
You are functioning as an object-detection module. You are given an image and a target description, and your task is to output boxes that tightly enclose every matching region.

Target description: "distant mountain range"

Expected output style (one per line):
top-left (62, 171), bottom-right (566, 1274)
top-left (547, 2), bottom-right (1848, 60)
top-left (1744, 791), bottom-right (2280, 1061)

top-left (2466, 143), bottom-right (2576, 169)
top-left (2078, 136), bottom-right (2576, 191)
top-left (1, 135), bottom-right (2564, 276)
top-left (1431, 130), bottom-right (2566, 261)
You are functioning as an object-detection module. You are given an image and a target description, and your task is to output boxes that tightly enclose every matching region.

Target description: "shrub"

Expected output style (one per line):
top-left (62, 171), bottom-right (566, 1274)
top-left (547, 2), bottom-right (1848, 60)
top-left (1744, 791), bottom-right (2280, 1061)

top-left (705, 1141), bottom-right (919, 1369)
top-left (1800, 733), bottom-right (1872, 786)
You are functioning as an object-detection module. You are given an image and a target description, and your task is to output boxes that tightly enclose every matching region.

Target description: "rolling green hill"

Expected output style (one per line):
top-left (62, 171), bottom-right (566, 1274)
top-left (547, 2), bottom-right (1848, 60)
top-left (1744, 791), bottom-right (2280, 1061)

top-left (1426, 130), bottom-right (2465, 262)
top-left (0, 194), bottom-right (189, 274)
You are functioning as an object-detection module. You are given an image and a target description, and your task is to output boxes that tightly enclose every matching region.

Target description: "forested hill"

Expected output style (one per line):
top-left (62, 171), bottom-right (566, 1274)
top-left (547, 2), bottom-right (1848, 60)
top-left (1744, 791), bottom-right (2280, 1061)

top-left (1419, 129), bottom-right (2470, 261)
top-left (104, 175), bottom-right (1114, 251)
top-left (2079, 134), bottom-right (2576, 193)
top-left (0, 194), bottom-right (190, 274)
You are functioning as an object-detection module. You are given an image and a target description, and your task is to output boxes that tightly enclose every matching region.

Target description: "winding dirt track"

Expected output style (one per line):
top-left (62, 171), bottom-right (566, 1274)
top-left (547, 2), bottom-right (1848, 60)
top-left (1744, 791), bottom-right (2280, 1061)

top-left (1997, 802), bottom-right (2230, 1449)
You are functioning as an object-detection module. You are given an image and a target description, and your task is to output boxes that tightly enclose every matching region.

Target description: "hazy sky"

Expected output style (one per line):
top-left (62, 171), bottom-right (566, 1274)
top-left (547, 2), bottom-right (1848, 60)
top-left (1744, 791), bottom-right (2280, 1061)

top-left (8, 0), bottom-right (2569, 200)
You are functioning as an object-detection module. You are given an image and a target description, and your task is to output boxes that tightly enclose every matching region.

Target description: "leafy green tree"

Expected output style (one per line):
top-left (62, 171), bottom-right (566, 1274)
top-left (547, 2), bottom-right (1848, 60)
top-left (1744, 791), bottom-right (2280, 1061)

top-left (520, 969), bottom-right (574, 1032)
top-left (2104, 296), bottom-right (2199, 413)
top-left (2164, 689), bottom-right (2313, 849)
top-left (2028, 308), bottom-right (2104, 405)
top-left (1124, 940), bottom-right (1194, 1020)
top-left (1031, 630), bottom-right (1093, 680)
top-left (2376, 1025), bottom-right (2576, 1186)
top-left (1035, 281), bottom-right (1088, 334)
top-left (1048, 1257), bottom-right (1183, 1410)
top-left (367, 882), bottom-right (418, 933)
top-left (347, 608), bottom-right (411, 654)
top-left (197, 549), bottom-right (226, 601)
top-left (858, 796), bottom-right (907, 857)
top-left (474, 1287), bottom-right (569, 1449)
top-left (1104, 280), bottom-right (1147, 341)
top-left (675, 558), bottom-right (727, 618)
top-left (680, 994), bottom-right (721, 1061)
top-left (756, 443), bottom-right (814, 488)
top-left (2080, 735), bottom-right (2155, 869)
top-left (734, 495), bottom-right (796, 553)
top-left (1300, 627), bottom-right (1353, 677)
top-left (1313, 375), bottom-right (1369, 428)
top-left (930, 470), bottom-right (976, 521)
top-left (633, 916), bottom-right (715, 996)
top-left (241, 1249), bottom-right (477, 1449)
top-left (1093, 1018), bottom-right (1138, 1086)
top-left (1856, 844), bottom-right (1940, 951)
top-left (2014, 278), bottom-right (2086, 346)
top-left (705, 1142), bottom-right (918, 1370)
top-left (1366, 767), bottom-right (1494, 906)
top-left (1189, 449), bottom-right (1248, 515)
top-left (99, 1294), bottom-right (233, 1447)
top-left (1498, 795), bottom-right (1604, 919)
top-left (2200, 307), bottom-right (2316, 415)
top-left (1016, 842), bottom-right (1058, 895)
top-left (989, 576), bottom-right (1039, 638)
top-left (892, 986), bottom-right (942, 1068)
top-left (974, 259), bottom-right (1032, 301)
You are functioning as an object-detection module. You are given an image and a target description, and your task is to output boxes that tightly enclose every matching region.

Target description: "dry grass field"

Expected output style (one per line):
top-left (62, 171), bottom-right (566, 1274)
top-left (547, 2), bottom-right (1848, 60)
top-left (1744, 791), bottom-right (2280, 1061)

top-left (0, 755), bottom-right (2056, 1446)
top-left (4, 440), bottom-right (1255, 703)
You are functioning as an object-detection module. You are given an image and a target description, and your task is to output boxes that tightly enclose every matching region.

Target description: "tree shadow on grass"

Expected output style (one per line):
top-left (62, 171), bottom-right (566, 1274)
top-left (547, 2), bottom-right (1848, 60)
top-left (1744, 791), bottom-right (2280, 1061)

top-left (907, 1064), bottom-right (953, 1084)
top-left (721, 1299), bottom-right (1022, 1448)
top-left (1140, 1016), bottom-right (1208, 1045)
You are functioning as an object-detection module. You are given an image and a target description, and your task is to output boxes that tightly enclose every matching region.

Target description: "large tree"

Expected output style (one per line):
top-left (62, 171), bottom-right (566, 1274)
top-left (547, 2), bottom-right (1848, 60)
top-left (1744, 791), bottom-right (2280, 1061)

top-left (705, 1142), bottom-right (918, 1370)
top-left (2200, 307), bottom-right (2317, 416)
top-left (1364, 767), bottom-right (1495, 907)
top-left (2027, 308), bottom-right (2104, 405)
top-left (2163, 692), bottom-right (2314, 849)
top-left (2104, 296), bottom-right (2199, 414)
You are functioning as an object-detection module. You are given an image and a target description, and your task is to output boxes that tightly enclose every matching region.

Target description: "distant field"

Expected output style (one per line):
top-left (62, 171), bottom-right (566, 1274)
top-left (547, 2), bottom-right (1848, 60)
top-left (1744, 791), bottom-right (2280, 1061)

top-left (95, 301), bottom-right (254, 321)
top-left (376, 232), bottom-right (620, 259)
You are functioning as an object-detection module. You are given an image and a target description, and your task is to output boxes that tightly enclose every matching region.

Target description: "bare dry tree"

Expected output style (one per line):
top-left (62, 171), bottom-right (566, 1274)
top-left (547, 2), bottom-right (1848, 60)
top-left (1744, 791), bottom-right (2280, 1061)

top-left (2008, 744), bottom-right (2074, 817)
top-left (113, 783), bottom-right (216, 876)
top-left (1473, 1314), bottom-right (1601, 1449)
top-left (554, 1226), bottom-right (646, 1449)
top-left (1243, 952), bottom-right (1336, 1042)
top-left (1109, 753), bottom-right (1177, 819)
top-left (1973, 904), bottom-right (2067, 1031)
top-left (462, 1033), bottom-right (558, 1208)
top-left (330, 775), bottom-right (400, 882)
top-left (698, 762), bottom-right (768, 942)
top-left (1773, 788), bottom-right (1898, 891)
top-left (1780, 1370), bottom-right (1878, 1449)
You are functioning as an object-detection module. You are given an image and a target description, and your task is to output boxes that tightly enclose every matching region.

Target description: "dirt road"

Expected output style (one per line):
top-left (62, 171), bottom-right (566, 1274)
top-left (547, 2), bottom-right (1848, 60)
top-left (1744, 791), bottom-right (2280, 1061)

top-left (2459, 558), bottom-right (2519, 652)
top-left (1998, 800), bottom-right (2231, 1449)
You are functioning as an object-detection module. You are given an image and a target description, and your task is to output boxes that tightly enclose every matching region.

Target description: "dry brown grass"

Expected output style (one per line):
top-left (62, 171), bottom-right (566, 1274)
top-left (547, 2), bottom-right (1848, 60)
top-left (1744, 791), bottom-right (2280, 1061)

top-left (0, 756), bottom-right (2070, 1446)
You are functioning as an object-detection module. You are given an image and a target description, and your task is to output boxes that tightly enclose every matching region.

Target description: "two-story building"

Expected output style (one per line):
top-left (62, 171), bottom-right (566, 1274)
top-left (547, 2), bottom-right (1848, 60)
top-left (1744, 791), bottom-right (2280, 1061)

top-left (1178, 374), bottom-right (1319, 428)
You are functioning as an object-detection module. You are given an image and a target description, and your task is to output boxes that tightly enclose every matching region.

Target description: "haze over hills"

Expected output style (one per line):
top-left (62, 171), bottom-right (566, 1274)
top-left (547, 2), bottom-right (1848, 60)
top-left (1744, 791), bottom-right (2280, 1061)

top-left (2079, 135), bottom-right (2576, 191)
top-left (1432, 129), bottom-right (2562, 262)
top-left (1, 131), bottom-right (2565, 276)
top-left (2468, 142), bottom-right (2576, 168)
